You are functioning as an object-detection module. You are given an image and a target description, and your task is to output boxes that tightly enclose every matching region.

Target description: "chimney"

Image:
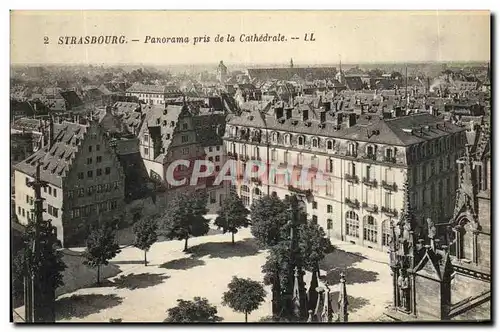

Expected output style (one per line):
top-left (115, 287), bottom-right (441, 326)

top-left (48, 115), bottom-right (54, 149)
top-left (275, 106), bottom-right (284, 120)
top-left (320, 110), bottom-right (326, 123)
top-left (302, 109), bottom-right (309, 121)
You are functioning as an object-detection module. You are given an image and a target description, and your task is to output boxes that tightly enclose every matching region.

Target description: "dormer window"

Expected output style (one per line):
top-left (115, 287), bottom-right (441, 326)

top-left (327, 140), bottom-right (334, 150)
top-left (366, 145), bottom-right (375, 156)
top-left (347, 142), bottom-right (357, 156)
top-left (170, 121), bottom-right (175, 127)
top-left (312, 137), bottom-right (319, 148)
top-left (298, 136), bottom-right (305, 146)
top-left (385, 148), bottom-right (393, 159)
top-left (272, 132), bottom-right (279, 143)
top-left (284, 134), bottom-right (291, 145)
top-left (233, 126), bottom-right (238, 136)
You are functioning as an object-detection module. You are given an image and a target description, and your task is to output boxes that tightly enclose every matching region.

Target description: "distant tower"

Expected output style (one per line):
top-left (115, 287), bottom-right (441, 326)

top-left (290, 58), bottom-right (294, 68)
top-left (217, 60), bottom-right (227, 83)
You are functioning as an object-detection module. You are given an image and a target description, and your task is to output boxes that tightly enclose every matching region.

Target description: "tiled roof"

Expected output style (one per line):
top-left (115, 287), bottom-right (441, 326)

top-left (13, 121), bottom-right (89, 186)
top-left (247, 67), bottom-right (337, 81)
top-left (228, 107), bottom-right (463, 146)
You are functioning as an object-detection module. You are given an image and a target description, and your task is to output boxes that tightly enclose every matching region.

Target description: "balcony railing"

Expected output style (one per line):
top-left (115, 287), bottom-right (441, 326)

top-left (288, 185), bottom-right (312, 197)
top-left (384, 156), bottom-right (397, 163)
top-left (362, 154), bottom-right (377, 161)
top-left (362, 177), bottom-right (378, 188)
top-left (362, 202), bottom-right (378, 213)
top-left (381, 206), bottom-right (398, 217)
top-left (346, 151), bottom-right (358, 158)
top-left (345, 173), bottom-right (359, 184)
top-left (344, 198), bottom-right (360, 209)
top-left (251, 177), bottom-right (262, 185)
top-left (381, 180), bottom-right (398, 192)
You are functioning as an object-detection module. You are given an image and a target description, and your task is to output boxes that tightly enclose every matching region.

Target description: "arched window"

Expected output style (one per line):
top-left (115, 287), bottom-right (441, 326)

top-left (284, 134), bottom-right (291, 145)
top-left (363, 216), bottom-right (378, 243)
top-left (327, 140), bottom-right (334, 150)
top-left (366, 145), bottom-right (375, 156)
top-left (346, 211), bottom-right (359, 238)
top-left (241, 144), bottom-right (247, 157)
top-left (240, 185), bottom-right (250, 207)
top-left (298, 136), bottom-right (305, 146)
top-left (312, 137), bottom-right (319, 148)
top-left (272, 132), bottom-right (279, 143)
top-left (233, 126), bottom-right (238, 136)
top-left (253, 146), bottom-right (259, 159)
top-left (348, 142), bottom-right (357, 156)
top-left (382, 220), bottom-right (391, 246)
top-left (253, 187), bottom-right (262, 201)
top-left (231, 143), bottom-right (236, 154)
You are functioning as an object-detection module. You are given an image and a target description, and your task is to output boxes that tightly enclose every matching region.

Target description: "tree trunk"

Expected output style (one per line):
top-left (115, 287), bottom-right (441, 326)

top-left (144, 250), bottom-right (147, 266)
top-left (245, 312), bottom-right (248, 323)
top-left (232, 232), bottom-right (235, 245)
top-left (184, 236), bottom-right (189, 252)
top-left (97, 265), bottom-right (100, 285)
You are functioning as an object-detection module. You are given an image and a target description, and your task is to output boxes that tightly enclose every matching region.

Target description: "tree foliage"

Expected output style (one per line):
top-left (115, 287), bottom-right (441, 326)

top-left (133, 215), bottom-right (158, 265)
top-left (222, 276), bottom-right (266, 322)
top-left (165, 297), bottom-right (223, 323)
top-left (214, 191), bottom-right (250, 243)
top-left (250, 195), bottom-right (290, 248)
top-left (159, 191), bottom-right (210, 251)
top-left (83, 222), bottom-right (121, 284)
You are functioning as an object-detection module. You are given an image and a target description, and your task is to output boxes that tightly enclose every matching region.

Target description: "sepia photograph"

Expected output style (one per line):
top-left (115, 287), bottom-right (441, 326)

top-left (9, 10), bottom-right (491, 323)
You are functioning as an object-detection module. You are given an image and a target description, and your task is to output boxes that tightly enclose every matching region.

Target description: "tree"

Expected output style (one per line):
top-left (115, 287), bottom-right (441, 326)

top-left (214, 191), bottom-right (250, 244)
top-left (83, 222), bottom-right (121, 284)
top-left (250, 195), bottom-right (290, 248)
top-left (12, 250), bottom-right (25, 304)
top-left (222, 276), bottom-right (266, 322)
top-left (133, 216), bottom-right (158, 266)
top-left (159, 191), bottom-right (210, 251)
top-left (298, 220), bottom-right (334, 273)
top-left (165, 297), bottom-right (223, 322)
top-left (390, 71), bottom-right (403, 81)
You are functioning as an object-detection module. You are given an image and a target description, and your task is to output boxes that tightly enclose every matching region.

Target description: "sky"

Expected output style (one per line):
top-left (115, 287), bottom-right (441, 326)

top-left (10, 10), bottom-right (491, 65)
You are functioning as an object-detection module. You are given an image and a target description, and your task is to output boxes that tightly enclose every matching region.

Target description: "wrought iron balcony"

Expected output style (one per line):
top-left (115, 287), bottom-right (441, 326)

top-left (288, 185), bottom-right (312, 197)
top-left (381, 180), bottom-right (398, 192)
top-left (362, 177), bottom-right (378, 188)
top-left (362, 202), bottom-right (379, 213)
top-left (384, 156), bottom-right (397, 163)
top-left (381, 206), bottom-right (398, 217)
top-left (344, 198), bottom-right (360, 209)
top-left (346, 151), bottom-right (358, 158)
top-left (362, 153), bottom-right (377, 161)
top-left (344, 173), bottom-right (359, 184)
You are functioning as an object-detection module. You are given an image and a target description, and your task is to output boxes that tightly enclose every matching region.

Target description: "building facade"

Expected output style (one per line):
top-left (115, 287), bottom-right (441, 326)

top-left (13, 120), bottom-right (125, 247)
top-left (223, 102), bottom-right (466, 251)
top-left (126, 83), bottom-right (183, 105)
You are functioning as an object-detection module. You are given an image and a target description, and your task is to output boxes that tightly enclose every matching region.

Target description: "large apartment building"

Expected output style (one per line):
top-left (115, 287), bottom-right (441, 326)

top-left (13, 119), bottom-right (125, 247)
top-left (223, 101), bottom-right (466, 251)
top-left (126, 83), bottom-right (183, 105)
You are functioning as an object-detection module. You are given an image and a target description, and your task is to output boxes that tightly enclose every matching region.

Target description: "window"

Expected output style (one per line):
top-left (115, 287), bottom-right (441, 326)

top-left (97, 156), bottom-right (102, 163)
top-left (87, 157), bottom-right (92, 165)
top-left (87, 186), bottom-right (94, 196)
top-left (215, 156), bottom-right (220, 162)
top-left (181, 135), bottom-right (189, 143)
top-left (385, 148), bottom-right (393, 159)
top-left (348, 143), bottom-right (356, 156)
top-left (327, 219), bottom-right (333, 230)
top-left (365, 165), bottom-right (371, 180)
top-left (105, 167), bottom-right (111, 175)
top-left (272, 132), bottom-right (279, 143)
top-left (311, 156), bottom-right (318, 168)
top-left (363, 216), bottom-right (377, 243)
top-left (182, 123), bottom-right (188, 130)
top-left (87, 170), bottom-right (93, 178)
top-left (327, 140), bottom-right (333, 150)
top-left (209, 147), bottom-right (213, 152)
top-left (327, 204), bottom-right (333, 213)
top-left (284, 151), bottom-right (290, 164)
top-left (88, 146), bottom-right (92, 153)
top-left (26, 194), bottom-right (29, 204)
top-left (346, 211), bottom-right (359, 238)
top-left (43, 187), bottom-right (47, 193)
top-left (111, 200), bottom-right (117, 210)
top-left (216, 146), bottom-right (220, 151)
top-left (298, 153), bottom-right (304, 165)
top-left (384, 192), bottom-right (392, 208)
top-left (350, 162), bottom-right (356, 176)
top-left (241, 185), bottom-right (250, 207)
top-left (382, 220), bottom-right (391, 246)
top-left (215, 166), bottom-right (220, 172)
top-left (312, 215), bottom-right (318, 223)
top-left (96, 144), bottom-right (101, 151)
top-left (182, 147), bottom-right (189, 155)
top-left (97, 168), bottom-right (102, 176)
top-left (22, 208), bottom-right (25, 217)
top-left (284, 134), bottom-right (291, 145)
top-left (328, 159), bottom-right (333, 173)
top-left (271, 149), bottom-right (277, 161)
top-left (170, 121), bottom-right (175, 127)
top-left (52, 207), bottom-right (59, 218)
top-left (298, 136), bottom-right (304, 146)
top-left (422, 164), bottom-right (427, 181)
top-left (367, 145), bottom-right (375, 156)
top-left (326, 180), bottom-right (333, 196)
top-left (312, 138), bottom-right (319, 148)
top-left (312, 201), bottom-right (318, 209)
top-left (54, 189), bottom-right (57, 198)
